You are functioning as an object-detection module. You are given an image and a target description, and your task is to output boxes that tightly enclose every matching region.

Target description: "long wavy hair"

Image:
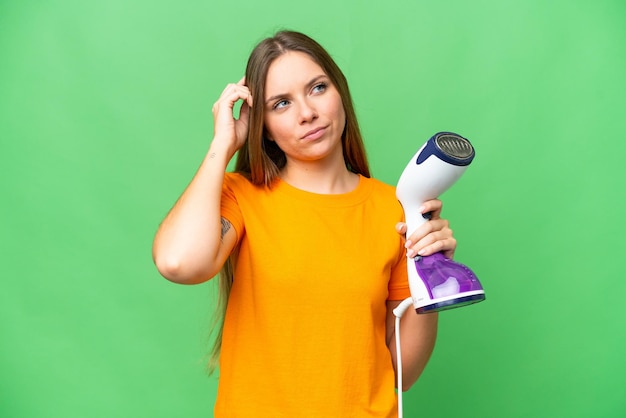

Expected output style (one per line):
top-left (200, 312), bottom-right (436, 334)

top-left (208, 30), bottom-right (371, 374)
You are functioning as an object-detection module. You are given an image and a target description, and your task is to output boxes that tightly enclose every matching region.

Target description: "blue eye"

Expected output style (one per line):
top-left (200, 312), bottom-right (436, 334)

top-left (273, 99), bottom-right (289, 110)
top-left (312, 83), bottom-right (327, 93)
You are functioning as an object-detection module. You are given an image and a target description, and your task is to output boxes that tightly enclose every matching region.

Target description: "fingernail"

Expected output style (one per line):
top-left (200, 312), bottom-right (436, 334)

top-left (407, 249), bottom-right (415, 258)
top-left (404, 240), bottom-right (412, 249)
top-left (417, 249), bottom-right (425, 256)
top-left (419, 205), bottom-right (425, 213)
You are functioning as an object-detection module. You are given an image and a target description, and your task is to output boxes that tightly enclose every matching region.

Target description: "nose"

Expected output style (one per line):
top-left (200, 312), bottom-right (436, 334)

top-left (298, 98), bottom-right (318, 124)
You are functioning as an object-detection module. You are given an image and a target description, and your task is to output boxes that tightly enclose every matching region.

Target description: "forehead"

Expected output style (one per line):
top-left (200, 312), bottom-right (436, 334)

top-left (264, 51), bottom-right (326, 96)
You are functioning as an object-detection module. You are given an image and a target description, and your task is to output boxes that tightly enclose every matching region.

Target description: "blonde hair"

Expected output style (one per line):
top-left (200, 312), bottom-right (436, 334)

top-left (208, 30), bottom-right (371, 374)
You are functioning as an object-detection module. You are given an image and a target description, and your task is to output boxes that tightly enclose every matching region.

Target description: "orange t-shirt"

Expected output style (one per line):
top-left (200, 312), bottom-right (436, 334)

top-left (215, 173), bottom-right (410, 417)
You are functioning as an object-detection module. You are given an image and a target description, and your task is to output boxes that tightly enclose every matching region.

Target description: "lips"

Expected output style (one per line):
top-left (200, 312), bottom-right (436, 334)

top-left (301, 126), bottom-right (326, 140)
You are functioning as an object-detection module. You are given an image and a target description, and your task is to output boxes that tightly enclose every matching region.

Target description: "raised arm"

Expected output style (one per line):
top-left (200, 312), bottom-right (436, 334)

top-left (152, 78), bottom-right (252, 284)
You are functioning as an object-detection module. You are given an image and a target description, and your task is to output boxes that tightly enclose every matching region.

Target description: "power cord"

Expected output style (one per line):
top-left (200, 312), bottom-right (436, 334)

top-left (392, 297), bottom-right (415, 418)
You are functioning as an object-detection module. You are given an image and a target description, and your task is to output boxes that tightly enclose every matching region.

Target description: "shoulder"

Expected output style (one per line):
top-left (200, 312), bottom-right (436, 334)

top-left (223, 172), bottom-right (277, 206)
top-left (362, 176), bottom-right (398, 198)
top-left (223, 172), bottom-right (259, 193)
top-left (360, 176), bottom-right (403, 214)
top-left (224, 171), bottom-right (248, 186)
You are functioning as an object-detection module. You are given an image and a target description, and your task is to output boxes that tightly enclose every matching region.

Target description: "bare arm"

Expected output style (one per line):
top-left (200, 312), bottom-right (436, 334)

top-left (386, 301), bottom-right (438, 391)
top-left (152, 78), bottom-right (252, 284)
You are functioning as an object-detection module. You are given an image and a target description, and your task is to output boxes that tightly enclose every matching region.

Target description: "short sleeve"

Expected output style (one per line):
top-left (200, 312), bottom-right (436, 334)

top-left (220, 173), bottom-right (245, 244)
top-left (387, 246), bottom-right (411, 301)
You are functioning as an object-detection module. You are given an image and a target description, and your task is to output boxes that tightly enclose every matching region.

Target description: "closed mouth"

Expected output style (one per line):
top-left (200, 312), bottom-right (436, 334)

top-left (301, 126), bottom-right (326, 140)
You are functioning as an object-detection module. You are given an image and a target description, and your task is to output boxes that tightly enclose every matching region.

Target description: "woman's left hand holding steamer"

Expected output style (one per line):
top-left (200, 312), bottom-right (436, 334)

top-left (396, 198), bottom-right (457, 260)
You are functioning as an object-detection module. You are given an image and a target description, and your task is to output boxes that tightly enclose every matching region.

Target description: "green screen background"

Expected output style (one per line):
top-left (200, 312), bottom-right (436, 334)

top-left (2, 0), bottom-right (625, 417)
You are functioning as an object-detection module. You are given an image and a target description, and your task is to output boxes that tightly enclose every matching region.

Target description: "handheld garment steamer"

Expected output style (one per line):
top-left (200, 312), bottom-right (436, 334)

top-left (392, 132), bottom-right (485, 418)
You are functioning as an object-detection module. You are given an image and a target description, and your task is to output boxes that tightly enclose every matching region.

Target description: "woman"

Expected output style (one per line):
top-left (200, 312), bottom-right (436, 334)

top-left (153, 30), bottom-right (456, 417)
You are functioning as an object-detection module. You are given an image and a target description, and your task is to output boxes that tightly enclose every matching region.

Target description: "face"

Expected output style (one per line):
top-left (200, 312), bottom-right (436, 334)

top-left (263, 51), bottom-right (346, 166)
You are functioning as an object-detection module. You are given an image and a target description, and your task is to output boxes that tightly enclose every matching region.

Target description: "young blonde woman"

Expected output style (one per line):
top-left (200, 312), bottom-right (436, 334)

top-left (153, 30), bottom-right (457, 417)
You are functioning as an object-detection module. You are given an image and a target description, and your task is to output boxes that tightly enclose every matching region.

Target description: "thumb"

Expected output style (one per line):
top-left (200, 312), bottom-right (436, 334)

top-left (238, 100), bottom-right (250, 123)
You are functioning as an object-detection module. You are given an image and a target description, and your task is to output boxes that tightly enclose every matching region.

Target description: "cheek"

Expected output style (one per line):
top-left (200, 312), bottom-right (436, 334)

top-left (263, 115), bottom-right (278, 139)
top-left (264, 117), bottom-right (290, 144)
top-left (336, 103), bottom-right (347, 132)
top-left (329, 91), bottom-right (346, 126)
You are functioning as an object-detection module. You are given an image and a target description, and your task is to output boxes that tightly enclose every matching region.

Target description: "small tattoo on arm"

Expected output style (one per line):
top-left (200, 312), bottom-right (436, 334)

top-left (209, 152), bottom-right (216, 159)
top-left (220, 217), bottom-right (231, 241)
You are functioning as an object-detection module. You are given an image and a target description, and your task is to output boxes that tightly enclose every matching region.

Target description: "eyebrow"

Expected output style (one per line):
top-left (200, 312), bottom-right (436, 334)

top-left (265, 75), bottom-right (329, 105)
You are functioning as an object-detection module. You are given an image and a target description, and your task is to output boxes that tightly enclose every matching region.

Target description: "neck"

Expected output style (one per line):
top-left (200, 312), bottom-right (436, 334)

top-left (280, 156), bottom-right (359, 194)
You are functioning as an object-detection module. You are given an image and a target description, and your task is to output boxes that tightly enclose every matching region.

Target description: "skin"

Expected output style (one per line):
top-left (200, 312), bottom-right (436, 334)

top-left (152, 51), bottom-right (456, 391)
top-left (263, 52), bottom-right (357, 194)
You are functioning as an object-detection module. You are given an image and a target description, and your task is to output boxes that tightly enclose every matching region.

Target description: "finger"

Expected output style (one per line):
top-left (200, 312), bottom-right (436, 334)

top-left (236, 77), bottom-right (253, 106)
top-left (230, 85), bottom-right (253, 109)
top-left (410, 236), bottom-right (457, 258)
top-left (219, 82), bottom-right (238, 97)
top-left (415, 228), bottom-right (453, 249)
top-left (395, 222), bottom-right (407, 235)
top-left (405, 220), bottom-right (452, 256)
top-left (235, 102), bottom-right (251, 141)
top-left (416, 238), bottom-right (456, 258)
top-left (420, 199), bottom-right (443, 220)
top-left (405, 219), bottom-right (450, 246)
top-left (407, 232), bottom-right (457, 258)
top-left (218, 81), bottom-right (251, 100)
top-left (238, 100), bottom-right (250, 122)
top-left (214, 87), bottom-right (252, 116)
